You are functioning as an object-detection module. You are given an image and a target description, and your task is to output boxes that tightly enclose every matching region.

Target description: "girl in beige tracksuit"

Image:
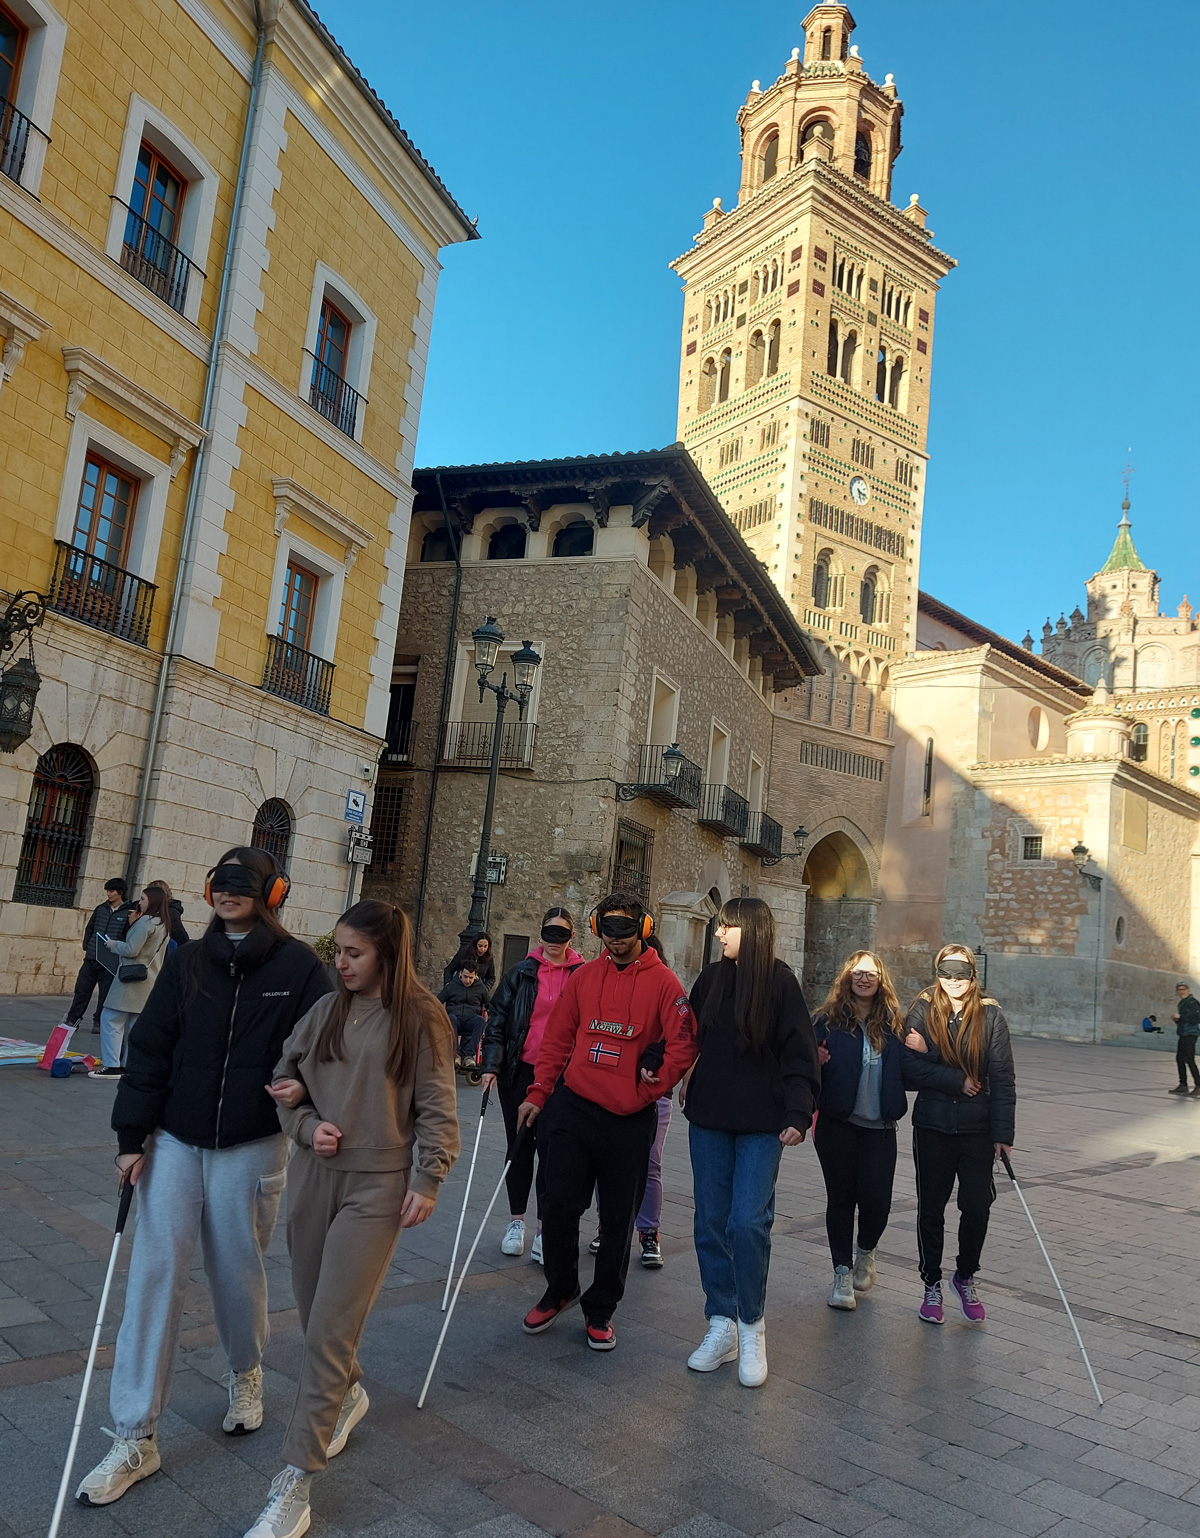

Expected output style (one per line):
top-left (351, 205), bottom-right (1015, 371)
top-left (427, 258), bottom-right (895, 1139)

top-left (243, 900), bottom-right (459, 1538)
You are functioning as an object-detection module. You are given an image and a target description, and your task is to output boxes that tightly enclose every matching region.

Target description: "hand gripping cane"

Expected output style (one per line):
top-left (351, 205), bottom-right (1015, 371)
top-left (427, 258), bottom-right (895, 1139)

top-left (47, 1174), bottom-right (137, 1538)
top-left (999, 1150), bottom-right (1103, 1406)
top-left (418, 1123), bottom-right (531, 1409)
top-left (442, 1086), bottom-right (491, 1311)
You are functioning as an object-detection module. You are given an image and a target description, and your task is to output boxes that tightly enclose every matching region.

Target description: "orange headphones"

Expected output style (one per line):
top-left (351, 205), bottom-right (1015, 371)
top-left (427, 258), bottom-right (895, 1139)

top-left (204, 858), bottom-right (290, 911)
top-left (590, 904), bottom-right (654, 940)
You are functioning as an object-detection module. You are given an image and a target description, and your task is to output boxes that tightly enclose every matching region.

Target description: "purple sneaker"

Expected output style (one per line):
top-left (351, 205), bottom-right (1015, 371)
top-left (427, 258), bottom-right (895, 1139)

top-left (919, 1282), bottom-right (943, 1324)
top-left (952, 1272), bottom-right (986, 1322)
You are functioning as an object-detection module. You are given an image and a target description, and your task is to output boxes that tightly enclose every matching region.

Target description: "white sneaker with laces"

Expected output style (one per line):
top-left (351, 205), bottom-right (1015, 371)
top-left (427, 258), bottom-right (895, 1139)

top-left (223, 1366), bottom-right (264, 1434)
top-left (828, 1266), bottom-right (857, 1310)
top-left (326, 1381), bottom-right (369, 1457)
top-left (852, 1247), bottom-right (877, 1293)
top-left (687, 1315), bottom-right (738, 1372)
top-left (500, 1218), bottom-right (525, 1256)
top-left (243, 1467), bottom-right (311, 1538)
top-left (530, 1231), bottom-right (543, 1265)
top-left (75, 1429), bottom-right (160, 1506)
top-left (738, 1316), bottom-right (768, 1387)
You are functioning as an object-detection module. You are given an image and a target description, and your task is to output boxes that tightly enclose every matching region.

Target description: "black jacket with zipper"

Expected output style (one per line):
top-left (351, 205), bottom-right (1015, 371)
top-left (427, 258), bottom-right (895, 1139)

top-left (112, 923), bottom-right (332, 1155)
top-left (479, 954), bottom-right (584, 1086)
top-left (82, 899), bottom-right (132, 955)
top-left (903, 993), bottom-right (1017, 1146)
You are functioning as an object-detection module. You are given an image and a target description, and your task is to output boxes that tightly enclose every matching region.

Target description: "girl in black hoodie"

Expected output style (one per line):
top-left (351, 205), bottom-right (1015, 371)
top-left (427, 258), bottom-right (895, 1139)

top-left (75, 848), bottom-right (330, 1512)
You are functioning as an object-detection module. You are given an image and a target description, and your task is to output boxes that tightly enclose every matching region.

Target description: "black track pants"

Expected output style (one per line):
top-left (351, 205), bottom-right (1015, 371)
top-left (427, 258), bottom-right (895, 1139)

top-left (913, 1126), bottom-right (995, 1285)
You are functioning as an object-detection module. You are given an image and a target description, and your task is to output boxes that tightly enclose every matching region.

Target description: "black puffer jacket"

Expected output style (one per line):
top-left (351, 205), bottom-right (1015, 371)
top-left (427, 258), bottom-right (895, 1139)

top-left (112, 923), bottom-right (332, 1155)
top-left (82, 900), bottom-right (132, 954)
top-left (480, 954), bottom-right (584, 1086)
top-left (903, 993), bottom-right (1016, 1145)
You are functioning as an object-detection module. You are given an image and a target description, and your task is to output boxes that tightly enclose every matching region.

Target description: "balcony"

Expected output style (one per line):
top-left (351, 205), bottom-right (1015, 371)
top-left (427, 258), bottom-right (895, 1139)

top-left (698, 783), bottom-right (750, 839)
top-left (118, 202), bottom-right (200, 315)
top-left (306, 350), bottom-right (365, 439)
top-left (620, 745), bottom-right (702, 809)
top-left (1, 96), bottom-right (48, 189)
top-left (741, 811), bottom-right (783, 860)
top-left (261, 634), bottom-right (334, 715)
top-left (381, 718), bottom-right (416, 765)
top-left (47, 542), bottom-right (156, 645)
top-left (441, 719), bottom-right (537, 770)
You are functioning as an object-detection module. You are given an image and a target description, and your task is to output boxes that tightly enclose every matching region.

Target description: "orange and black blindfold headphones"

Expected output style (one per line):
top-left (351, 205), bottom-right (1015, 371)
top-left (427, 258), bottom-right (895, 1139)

top-left (590, 905), bottom-right (654, 940)
top-left (204, 860), bottom-right (290, 911)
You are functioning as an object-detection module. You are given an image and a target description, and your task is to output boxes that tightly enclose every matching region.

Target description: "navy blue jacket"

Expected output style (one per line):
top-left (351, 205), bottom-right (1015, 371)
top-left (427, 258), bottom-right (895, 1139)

top-left (813, 1012), bottom-right (963, 1123)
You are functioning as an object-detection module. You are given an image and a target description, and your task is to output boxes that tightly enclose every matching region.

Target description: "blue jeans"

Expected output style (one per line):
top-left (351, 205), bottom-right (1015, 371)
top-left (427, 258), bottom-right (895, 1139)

top-left (689, 1124), bottom-right (782, 1325)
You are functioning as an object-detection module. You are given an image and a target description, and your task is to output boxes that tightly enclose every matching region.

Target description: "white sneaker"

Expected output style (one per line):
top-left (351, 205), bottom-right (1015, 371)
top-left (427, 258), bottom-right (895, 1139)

top-left (828, 1266), bottom-right (857, 1310)
top-left (687, 1315), bottom-right (739, 1372)
top-left (501, 1218), bottom-right (525, 1256)
top-left (326, 1381), bottom-right (368, 1457)
top-left (530, 1231), bottom-right (543, 1265)
top-left (243, 1467), bottom-right (311, 1538)
top-left (223, 1366), bottom-right (264, 1434)
top-left (738, 1316), bottom-right (768, 1387)
top-left (75, 1429), bottom-right (160, 1505)
top-left (852, 1247), bottom-right (877, 1293)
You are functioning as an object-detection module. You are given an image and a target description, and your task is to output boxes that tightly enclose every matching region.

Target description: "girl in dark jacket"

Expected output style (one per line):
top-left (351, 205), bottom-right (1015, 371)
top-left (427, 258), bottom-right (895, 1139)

top-left (442, 931), bottom-right (496, 993)
top-left (904, 944), bottom-right (1016, 1325)
top-left (75, 848), bottom-right (331, 1511)
top-left (480, 907), bottom-right (583, 1261)
top-left (683, 897), bottom-right (819, 1388)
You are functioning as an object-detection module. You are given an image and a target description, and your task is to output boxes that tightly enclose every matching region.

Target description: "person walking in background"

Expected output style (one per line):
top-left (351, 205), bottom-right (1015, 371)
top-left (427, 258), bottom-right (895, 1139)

top-left (90, 882), bottom-right (173, 1079)
top-left (256, 900), bottom-right (459, 1538)
top-left (481, 908), bottom-right (584, 1263)
top-left (442, 931), bottom-right (496, 993)
top-left (683, 897), bottom-right (819, 1387)
top-left (1169, 982), bottom-right (1200, 1094)
top-left (904, 944), bottom-right (1016, 1325)
top-left (66, 878), bottom-right (132, 1036)
top-left (75, 848), bottom-right (330, 1511)
top-left (438, 960), bottom-right (490, 1067)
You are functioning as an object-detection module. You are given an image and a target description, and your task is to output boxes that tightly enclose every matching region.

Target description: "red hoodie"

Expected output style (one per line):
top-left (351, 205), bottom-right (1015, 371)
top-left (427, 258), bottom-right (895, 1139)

top-left (526, 946), bottom-right (697, 1116)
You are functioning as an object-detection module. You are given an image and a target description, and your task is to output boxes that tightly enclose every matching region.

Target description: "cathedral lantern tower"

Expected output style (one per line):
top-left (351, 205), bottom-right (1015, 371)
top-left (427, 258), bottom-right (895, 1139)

top-left (672, 5), bottom-right (955, 680)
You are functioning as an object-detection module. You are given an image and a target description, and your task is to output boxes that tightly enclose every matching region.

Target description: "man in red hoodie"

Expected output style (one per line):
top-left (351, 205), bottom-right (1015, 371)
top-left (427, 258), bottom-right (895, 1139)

top-left (516, 892), bottom-right (697, 1351)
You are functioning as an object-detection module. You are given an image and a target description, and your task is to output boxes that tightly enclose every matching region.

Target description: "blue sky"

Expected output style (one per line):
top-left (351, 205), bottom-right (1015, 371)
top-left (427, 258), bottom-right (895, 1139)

top-left (321, 1), bottom-right (1199, 643)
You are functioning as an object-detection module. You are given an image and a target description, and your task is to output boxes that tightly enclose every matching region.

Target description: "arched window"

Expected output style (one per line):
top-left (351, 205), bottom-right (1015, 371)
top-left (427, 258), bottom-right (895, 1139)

top-left (812, 555), bottom-right (830, 610)
top-left (761, 134), bottom-right (778, 181)
top-left (799, 119), bottom-right (832, 160)
top-left (1130, 722), bottom-right (1149, 763)
top-left (855, 269), bottom-right (863, 299)
top-left (699, 356), bottom-right (717, 411)
top-left (487, 524), bottom-right (526, 560)
top-left (251, 798), bottom-right (293, 866)
top-left (552, 522), bottom-right (594, 557)
top-left (922, 737), bottom-right (934, 816)
top-left (718, 347), bottom-right (732, 402)
top-left (722, 290), bottom-right (731, 322)
top-left (902, 297), bottom-right (911, 326)
top-left (860, 572), bottom-right (877, 625)
top-left (821, 26), bottom-right (832, 59)
top-left (854, 131), bottom-right (872, 180)
top-left (839, 329), bottom-right (857, 385)
top-left (702, 299), bottom-right (713, 332)
top-left (767, 318), bottom-right (781, 377)
top-left (827, 317), bottom-right (839, 376)
top-left (875, 346), bottom-right (887, 402)
top-left (13, 744), bottom-right (95, 907)
top-left (746, 330), bottom-right (765, 388)
top-left (888, 355), bottom-right (905, 408)
top-left (421, 526), bottom-right (453, 562)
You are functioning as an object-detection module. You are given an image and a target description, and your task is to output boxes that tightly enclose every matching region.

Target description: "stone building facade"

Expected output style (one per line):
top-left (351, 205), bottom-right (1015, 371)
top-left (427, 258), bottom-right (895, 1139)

top-left (0, 0), bottom-right (474, 991)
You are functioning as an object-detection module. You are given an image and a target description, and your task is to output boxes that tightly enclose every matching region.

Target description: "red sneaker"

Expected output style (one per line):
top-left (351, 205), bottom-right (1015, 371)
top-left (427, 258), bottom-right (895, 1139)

top-left (585, 1319), bottom-right (616, 1351)
top-left (522, 1289), bottom-right (580, 1334)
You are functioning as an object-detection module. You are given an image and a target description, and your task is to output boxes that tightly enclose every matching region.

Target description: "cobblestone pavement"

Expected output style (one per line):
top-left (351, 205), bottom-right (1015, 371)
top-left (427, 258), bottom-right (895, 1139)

top-left (3, 997), bottom-right (1200, 1538)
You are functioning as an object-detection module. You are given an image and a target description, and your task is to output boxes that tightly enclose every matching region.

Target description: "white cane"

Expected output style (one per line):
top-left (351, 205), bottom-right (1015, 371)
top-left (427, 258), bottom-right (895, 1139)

top-left (441, 1085), bottom-right (491, 1311)
top-left (418, 1124), bottom-right (530, 1409)
top-left (1000, 1150), bottom-right (1103, 1406)
top-left (47, 1175), bottom-right (136, 1538)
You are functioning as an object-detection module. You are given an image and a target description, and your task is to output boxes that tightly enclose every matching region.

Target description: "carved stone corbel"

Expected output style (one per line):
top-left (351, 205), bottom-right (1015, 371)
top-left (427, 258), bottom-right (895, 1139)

top-left (589, 488), bottom-right (611, 528)
top-left (0, 292), bottom-right (49, 403)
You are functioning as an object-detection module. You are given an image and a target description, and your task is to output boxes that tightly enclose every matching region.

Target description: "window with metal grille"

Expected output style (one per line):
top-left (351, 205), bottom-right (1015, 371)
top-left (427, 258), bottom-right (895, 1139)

top-left (612, 818), bottom-right (654, 900)
top-left (894, 459), bottom-right (915, 488)
top-left (366, 781), bottom-right (405, 874)
top-left (811, 417), bottom-right (830, 448)
top-left (851, 438), bottom-right (875, 469)
top-left (1022, 835), bottom-right (1043, 861)
top-left (280, 560), bottom-right (317, 650)
top-left (73, 453), bottom-right (139, 567)
top-left (251, 798), bottom-right (293, 867)
top-left (13, 744), bottom-right (95, 907)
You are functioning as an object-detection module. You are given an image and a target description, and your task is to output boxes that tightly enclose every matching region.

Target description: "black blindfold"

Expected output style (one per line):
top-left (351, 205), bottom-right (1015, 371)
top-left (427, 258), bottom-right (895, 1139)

top-left (600, 915), bottom-right (639, 940)
top-left (936, 959), bottom-right (975, 980)
top-left (541, 924), bottom-right (572, 945)
top-left (209, 863), bottom-right (262, 897)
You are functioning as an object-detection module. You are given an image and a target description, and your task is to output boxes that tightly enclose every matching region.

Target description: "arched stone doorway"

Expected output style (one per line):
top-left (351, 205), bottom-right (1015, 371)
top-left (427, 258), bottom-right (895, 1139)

top-left (802, 832), bottom-right (876, 1001)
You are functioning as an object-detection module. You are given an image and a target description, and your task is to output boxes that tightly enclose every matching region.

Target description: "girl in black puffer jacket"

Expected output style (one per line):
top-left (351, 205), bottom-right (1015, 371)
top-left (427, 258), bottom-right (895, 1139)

top-left (904, 944), bottom-right (1016, 1328)
top-left (76, 848), bottom-right (330, 1512)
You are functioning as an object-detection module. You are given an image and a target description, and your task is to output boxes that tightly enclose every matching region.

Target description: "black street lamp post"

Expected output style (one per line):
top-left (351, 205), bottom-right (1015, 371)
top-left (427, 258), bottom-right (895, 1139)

top-left (460, 617), bottom-right (541, 941)
top-left (0, 590), bottom-right (47, 752)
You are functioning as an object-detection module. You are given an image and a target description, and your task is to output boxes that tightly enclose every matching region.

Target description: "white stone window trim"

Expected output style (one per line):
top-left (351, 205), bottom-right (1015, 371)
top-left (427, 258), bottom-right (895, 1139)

top-left (2, 0), bottom-right (66, 197)
top-left (103, 96), bottom-right (220, 326)
top-left (266, 530), bottom-right (347, 665)
top-left (646, 668), bottom-right (682, 747)
top-left (298, 263), bottom-right (379, 443)
top-left (53, 412), bottom-right (172, 587)
top-left (61, 347), bottom-right (205, 480)
top-left (0, 289), bottom-right (49, 399)
top-left (706, 716), bottom-right (732, 785)
top-left (746, 749), bottom-right (765, 811)
top-left (449, 638), bottom-right (546, 728)
top-left (271, 477), bottom-right (373, 575)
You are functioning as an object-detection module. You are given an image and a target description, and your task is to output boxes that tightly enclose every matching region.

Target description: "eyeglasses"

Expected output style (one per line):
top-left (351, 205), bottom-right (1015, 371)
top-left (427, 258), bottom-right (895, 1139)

top-left (851, 970), bottom-right (880, 981)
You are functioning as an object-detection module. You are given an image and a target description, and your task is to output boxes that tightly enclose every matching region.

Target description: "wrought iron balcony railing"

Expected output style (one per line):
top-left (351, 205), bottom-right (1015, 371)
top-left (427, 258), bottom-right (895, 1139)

top-left (440, 719), bottom-right (537, 770)
top-left (741, 811), bottom-right (783, 860)
top-left (118, 201), bottom-right (200, 314)
top-left (1, 95), bottom-right (48, 189)
top-left (261, 634), bottom-right (334, 715)
top-left (697, 782), bottom-right (750, 839)
top-left (618, 745), bottom-right (702, 809)
top-left (381, 718), bottom-right (416, 765)
top-left (306, 350), bottom-right (365, 439)
top-left (48, 541), bottom-right (156, 645)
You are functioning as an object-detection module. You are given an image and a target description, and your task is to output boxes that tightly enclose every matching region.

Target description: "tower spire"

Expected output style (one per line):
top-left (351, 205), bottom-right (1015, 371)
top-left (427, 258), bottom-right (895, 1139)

top-left (1100, 458), bottom-right (1145, 574)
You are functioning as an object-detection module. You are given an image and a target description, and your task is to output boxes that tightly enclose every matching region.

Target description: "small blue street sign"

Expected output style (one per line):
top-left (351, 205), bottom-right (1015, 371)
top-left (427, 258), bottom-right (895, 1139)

top-left (344, 789), bottom-right (366, 825)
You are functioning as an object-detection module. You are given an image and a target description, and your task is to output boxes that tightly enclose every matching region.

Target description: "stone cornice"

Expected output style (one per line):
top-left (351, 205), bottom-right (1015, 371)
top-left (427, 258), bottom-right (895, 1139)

top-left (271, 476), bottom-right (374, 573)
top-left (968, 755), bottom-right (1200, 817)
top-left (894, 644), bottom-right (1089, 712)
top-left (61, 347), bottom-right (206, 479)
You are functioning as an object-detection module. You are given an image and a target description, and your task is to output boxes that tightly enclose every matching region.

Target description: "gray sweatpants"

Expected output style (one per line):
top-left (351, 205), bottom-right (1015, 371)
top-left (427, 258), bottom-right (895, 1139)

top-left (110, 1130), bottom-right (288, 1439)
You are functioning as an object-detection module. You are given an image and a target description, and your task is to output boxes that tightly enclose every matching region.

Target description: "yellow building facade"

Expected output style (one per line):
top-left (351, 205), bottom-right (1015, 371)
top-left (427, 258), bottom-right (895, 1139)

top-left (0, 0), bottom-right (475, 990)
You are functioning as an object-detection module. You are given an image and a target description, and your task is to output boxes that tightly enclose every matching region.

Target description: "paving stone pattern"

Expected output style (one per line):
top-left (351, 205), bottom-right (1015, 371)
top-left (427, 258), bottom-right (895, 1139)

top-left (2, 997), bottom-right (1200, 1537)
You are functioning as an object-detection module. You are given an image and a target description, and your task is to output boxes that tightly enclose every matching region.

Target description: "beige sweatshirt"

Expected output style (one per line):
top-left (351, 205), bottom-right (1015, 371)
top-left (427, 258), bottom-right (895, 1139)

top-left (273, 994), bottom-right (460, 1197)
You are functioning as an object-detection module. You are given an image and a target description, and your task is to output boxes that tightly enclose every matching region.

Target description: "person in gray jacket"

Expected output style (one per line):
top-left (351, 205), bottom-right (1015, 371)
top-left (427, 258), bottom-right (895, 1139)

top-left (91, 882), bottom-right (172, 1078)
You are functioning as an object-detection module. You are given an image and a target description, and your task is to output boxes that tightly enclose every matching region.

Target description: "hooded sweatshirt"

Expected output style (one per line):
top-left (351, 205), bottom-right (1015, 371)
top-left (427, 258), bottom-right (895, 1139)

top-left (521, 944), bottom-right (586, 1065)
top-left (526, 945), bottom-right (697, 1116)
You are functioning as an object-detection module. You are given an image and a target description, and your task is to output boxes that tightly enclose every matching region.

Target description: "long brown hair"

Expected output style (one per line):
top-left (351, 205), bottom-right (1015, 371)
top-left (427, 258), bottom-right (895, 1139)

top-left (709, 896), bottom-right (777, 1052)
top-left (318, 900), bottom-right (452, 1083)
top-left (914, 943), bottom-right (989, 1078)
top-left (141, 881), bottom-right (173, 929)
top-left (821, 950), bottom-right (903, 1052)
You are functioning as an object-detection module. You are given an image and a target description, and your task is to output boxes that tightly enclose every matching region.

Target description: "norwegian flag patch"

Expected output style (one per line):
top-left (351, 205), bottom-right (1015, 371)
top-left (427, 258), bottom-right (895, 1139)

top-left (589, 1041), bottom-right (622, 1067)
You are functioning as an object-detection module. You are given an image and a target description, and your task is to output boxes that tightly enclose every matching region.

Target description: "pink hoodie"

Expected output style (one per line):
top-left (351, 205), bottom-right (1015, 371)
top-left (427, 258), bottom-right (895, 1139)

top-left (520, 943), bottom-right (585, 1065)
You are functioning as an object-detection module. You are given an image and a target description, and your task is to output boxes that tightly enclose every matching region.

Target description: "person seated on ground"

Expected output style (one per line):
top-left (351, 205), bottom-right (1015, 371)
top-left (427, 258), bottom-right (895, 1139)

top-left (1142, 1015), bottom-right (1162, 1034)
top-left (437, 963), bottom-right (490, 1065)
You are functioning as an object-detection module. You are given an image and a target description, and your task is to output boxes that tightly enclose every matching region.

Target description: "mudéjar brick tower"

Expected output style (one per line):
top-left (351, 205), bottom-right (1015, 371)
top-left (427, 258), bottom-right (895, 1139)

top-left (672, 4), bottom-right (955, 688)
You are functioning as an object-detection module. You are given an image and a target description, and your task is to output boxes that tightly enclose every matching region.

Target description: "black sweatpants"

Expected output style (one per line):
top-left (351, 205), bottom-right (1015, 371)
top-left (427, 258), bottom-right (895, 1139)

top-left (813, 1115), bottom-right (897, 1269)
top-left (913, 1126), bottom-right (995, 1285)
top-left (540, 1085), bottom-right (657, 1323)
top-left (1177, 1035), bottom-right (1199, 1087)
top-left (66, 957), bottom-right (113, 1026)
top-left (498, 1060), bottom-right (545, 1217)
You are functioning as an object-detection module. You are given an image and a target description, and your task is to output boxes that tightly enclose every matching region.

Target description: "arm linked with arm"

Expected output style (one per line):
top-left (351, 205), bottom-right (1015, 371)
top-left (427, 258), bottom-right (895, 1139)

top-left (642, 979), bottom-right (699, 1106)
top-left (986, 1008), bottom-right (1017, 1146)
top-left (775, 971), bottom-right (821, 1128)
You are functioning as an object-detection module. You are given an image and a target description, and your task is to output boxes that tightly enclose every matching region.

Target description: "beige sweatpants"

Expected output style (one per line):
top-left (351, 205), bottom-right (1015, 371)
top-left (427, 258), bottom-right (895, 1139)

top-left (281, 1148), bottom-right (408, 1472)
